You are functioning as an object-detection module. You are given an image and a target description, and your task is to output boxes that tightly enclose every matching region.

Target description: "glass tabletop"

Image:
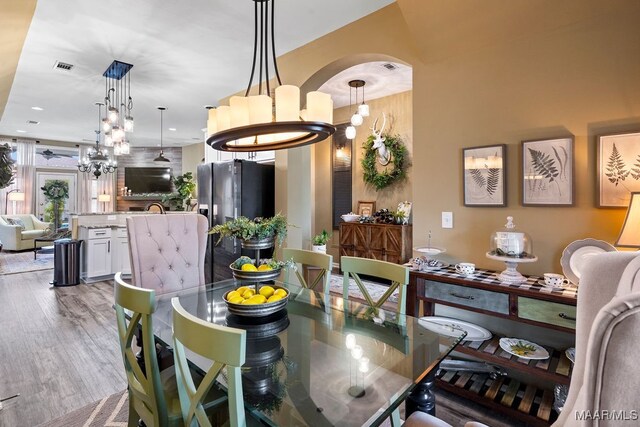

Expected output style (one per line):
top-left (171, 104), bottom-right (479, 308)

top-left (150, 279), bottom-right (465, 427)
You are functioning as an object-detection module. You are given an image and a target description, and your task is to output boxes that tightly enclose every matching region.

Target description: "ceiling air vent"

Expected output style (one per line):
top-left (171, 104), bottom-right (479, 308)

top-left (26, 120), bottom-right (40, 125)
top-left (53, 61), bottom-right (74, 71)
top-left (381, 63), bottom-right (397, 71)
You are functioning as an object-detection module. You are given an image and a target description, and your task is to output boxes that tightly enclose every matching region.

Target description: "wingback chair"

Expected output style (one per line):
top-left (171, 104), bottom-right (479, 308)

top-left (553, 251), bottom-right (640, 426)
top-left (126, 214), bottom-right (208, 293)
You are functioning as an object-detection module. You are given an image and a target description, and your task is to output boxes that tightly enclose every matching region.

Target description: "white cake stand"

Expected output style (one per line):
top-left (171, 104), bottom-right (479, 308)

top-left (486, 252), bottom-right (538, 284)
top-left (414, 246), bottom-right (446, 257)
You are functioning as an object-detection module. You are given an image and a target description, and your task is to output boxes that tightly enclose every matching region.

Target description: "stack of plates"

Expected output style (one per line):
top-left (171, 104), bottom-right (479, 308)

top-left (418, 316), bottom-right (492, 341)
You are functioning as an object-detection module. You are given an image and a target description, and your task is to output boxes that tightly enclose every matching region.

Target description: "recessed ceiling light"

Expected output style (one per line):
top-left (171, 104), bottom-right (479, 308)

top-left (168, 128), bottom-right (176, 131)
top-left (200, 128), bottom-right (207, 132)
top-left (16, 130), bottom-right (26, 133)
top-left (31, 106), bottom-right (44, 111)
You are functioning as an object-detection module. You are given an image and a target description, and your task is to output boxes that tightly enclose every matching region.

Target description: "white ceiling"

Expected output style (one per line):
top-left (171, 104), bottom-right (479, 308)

top-left (0, 0), bottom-right (399, 147)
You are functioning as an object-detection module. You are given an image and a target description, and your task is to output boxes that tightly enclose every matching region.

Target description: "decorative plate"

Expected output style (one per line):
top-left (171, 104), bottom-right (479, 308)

top-left (560, 239), bottom-right (616, 285)
top-left (499, 338), bottom-right (550, 360)
top-left (419, 316), bottom-right (492, 341)
top-left (421, 260), bottom-right (450, 271)
top-left (565, 347), bottom-right (575, 364)
top-left (414, 246), bottom-right (446, 256)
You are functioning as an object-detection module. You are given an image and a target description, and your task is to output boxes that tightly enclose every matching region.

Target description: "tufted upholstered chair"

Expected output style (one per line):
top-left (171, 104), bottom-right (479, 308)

top-left (553, 251), bottom-right (640, 426)
top-left (127, 214), bottom-right (208, 293)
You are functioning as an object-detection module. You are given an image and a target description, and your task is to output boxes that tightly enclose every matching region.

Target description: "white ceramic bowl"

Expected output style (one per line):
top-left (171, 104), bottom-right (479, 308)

top-left (341, 214), bottom-right (361, 222)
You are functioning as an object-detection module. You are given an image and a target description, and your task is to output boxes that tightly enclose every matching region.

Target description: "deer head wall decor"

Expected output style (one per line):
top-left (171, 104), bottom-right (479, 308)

top-left (370, 112), bottom-right (390, 166)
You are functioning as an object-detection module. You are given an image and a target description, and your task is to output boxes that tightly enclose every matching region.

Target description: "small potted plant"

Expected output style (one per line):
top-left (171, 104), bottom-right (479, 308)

top-left (312, 229), bottom-right (331, 253)
top-left (162, 172), bottom-right (196, 211)
top-left (209, 214), bottom-right (288, 248)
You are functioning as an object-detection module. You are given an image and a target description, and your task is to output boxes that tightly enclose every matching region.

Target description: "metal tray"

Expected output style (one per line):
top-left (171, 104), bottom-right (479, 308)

top-left (224, 285), bottom-right (289, 317)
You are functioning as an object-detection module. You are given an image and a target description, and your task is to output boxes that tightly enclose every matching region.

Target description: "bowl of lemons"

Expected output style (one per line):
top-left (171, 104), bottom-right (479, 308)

top-left (224, 284), bottom-right (289, 317)
top-left (229, 256), bottom-right (282, 281)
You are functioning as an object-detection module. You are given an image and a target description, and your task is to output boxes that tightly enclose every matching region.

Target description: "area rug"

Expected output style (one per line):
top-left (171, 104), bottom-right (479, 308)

top-left (38, 390), bottom-right (128, 427)
top-left (329, 274), bottom-right (399, 305)
top-left (0, 250), bottom-right (54, 275)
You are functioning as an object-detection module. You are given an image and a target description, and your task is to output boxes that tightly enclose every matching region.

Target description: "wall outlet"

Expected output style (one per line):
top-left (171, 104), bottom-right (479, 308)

top-left (442, 212), bottom-right (453, 229)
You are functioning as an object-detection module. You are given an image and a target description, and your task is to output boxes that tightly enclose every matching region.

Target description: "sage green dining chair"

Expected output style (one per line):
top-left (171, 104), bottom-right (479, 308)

top-left (172, 297), bottom-right (247, 427)
top-left (340, 256), bottom-right (409, 316)
top-left (282, 248), bottom-right (333, 295)
top-left (114, 272), bottom-right (179, 427)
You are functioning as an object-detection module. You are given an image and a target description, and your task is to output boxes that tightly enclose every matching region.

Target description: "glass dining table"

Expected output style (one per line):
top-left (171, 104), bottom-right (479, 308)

top-left (148, 279), bottom-right (466, 426)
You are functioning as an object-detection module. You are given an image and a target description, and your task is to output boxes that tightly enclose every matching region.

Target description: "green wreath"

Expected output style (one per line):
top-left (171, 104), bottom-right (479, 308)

top-left (362, 134), bottom-right (407, 190)
top-left (41, 180), bottom-right (69, 202)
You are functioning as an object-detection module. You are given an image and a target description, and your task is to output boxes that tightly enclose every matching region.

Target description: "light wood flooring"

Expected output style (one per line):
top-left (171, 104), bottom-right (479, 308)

top-left (0, 269), bottom-right (126, 427)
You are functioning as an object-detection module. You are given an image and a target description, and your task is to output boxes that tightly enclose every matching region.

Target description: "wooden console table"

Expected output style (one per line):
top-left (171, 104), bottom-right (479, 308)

top-left (339, 222), bottom-right (412, 264)
top-left (408, 267), bottom-right (578, 426)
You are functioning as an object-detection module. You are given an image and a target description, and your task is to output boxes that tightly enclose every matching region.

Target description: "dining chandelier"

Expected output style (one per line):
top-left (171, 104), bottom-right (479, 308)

top-left (345, 79), bottom-right (369, 140)
top-left (78, 102), bottom-right (117, 179)
top-left (206, 0), bottom-right (335, 152)
top-left (101, 60), bottom-right (133, 155)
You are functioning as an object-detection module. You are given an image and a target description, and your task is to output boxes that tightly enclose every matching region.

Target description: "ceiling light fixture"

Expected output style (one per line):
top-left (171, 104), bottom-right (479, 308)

top-left (154, 107), bottom-right (171, 163)
top-left (31, 106), bottom-right (44, 111)
top-left (349, 80), bottom-right (366, 127)
top-left (78, 102), bottom-right (117, 179)
top-left (102, 60), bottom-right (133, 155)
top-left (206, 0), bottom-right (335, 152)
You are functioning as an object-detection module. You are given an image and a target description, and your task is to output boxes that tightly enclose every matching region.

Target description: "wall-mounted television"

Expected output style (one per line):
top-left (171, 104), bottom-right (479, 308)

top-left (124, 167), bottom-right (173, 193)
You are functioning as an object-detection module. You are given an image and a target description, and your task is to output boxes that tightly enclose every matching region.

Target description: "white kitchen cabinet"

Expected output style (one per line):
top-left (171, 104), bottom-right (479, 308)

top-left (80, 226), bottom-right (131, 282)
top-left (112, 228), bottom-right (131, 275)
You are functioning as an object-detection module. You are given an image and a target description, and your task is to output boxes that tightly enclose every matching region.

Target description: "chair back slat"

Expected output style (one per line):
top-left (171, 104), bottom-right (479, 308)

top-left (283, 248), bottom-right (333, 294)
top-left (340, 256), bottom-right (409, 315)
top-left (172, 297), bottom-right (247, 427)
top-left (114, 273), bottom-right (168, 426)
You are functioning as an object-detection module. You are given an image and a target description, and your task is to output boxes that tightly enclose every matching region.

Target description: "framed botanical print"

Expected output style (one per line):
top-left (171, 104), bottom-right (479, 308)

top-left (522, 136), bottom-right (574, 206)
top-left (598, 131), bottom-right (640, 207)
top-left (463, 144), bottom-right (506, 207)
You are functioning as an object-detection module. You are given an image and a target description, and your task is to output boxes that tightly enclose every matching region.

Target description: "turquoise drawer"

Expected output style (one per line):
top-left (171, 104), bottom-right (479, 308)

top-left (424, 280), bottom-right (510, 315)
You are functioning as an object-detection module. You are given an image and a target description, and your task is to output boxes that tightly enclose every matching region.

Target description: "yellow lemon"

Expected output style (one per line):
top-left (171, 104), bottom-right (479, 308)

top-left (227, 291), bottom-right (240, 300)
top-left (228, 296), bottom-right (244, 304)
top-left (274, 289), bottom-right (287, 297)
top-left (241, 264), bottom-right (258, 272)
top-left (236, 286), bottom-right (250, 294)
top-left (267, 294), bottom-right (283, 303)
top-left (259, 285), bottom-right (275, 298)
top-left (257, 264), bottom-right (272, 272)
top-left (249, 294), bottom-right (267, 304)
top-left (242, 289), bottom-right (256, 299)
top-left (241, 299), bottom-right (258, 305)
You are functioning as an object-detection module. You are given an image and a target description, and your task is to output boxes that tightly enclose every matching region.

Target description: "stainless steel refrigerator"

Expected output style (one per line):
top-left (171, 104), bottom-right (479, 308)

top-left (197, 160), bottom-right (275, 283)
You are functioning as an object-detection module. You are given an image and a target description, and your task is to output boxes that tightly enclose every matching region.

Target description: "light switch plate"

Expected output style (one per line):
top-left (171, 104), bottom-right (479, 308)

top-left (442, 212), bottom-right (453, 229)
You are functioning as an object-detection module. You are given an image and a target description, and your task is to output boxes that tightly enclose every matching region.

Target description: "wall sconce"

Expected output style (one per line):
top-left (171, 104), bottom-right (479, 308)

top-left (5, 189), bottom-right (25, 215)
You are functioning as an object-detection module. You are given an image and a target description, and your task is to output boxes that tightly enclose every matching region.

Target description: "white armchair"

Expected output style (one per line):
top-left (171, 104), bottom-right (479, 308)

top-left (0, 214), bottom-right (51, 251)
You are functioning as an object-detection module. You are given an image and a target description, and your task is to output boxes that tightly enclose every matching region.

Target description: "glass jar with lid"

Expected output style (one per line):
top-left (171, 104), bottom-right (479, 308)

top-left (489, 216), bottom-right (533, 258)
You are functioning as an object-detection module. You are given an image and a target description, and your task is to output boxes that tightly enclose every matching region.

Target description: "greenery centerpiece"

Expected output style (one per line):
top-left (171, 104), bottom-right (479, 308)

top-left (209, 214), bottom-right (288, 247)
top-left (41, 179), bottom-right (69, 231)
top-left (161, 172), bottom-right (195, 211)
top-left (312, 229), bottom-right (330, 253)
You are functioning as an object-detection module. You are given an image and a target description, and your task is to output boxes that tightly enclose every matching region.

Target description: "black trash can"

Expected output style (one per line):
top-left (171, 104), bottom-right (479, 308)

top-left (51, 238), bottom-right (83, 286)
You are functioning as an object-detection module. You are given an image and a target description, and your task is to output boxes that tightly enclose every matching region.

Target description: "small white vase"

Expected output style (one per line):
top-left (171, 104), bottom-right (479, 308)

top-left (312, 244), bottom-right (326, 253)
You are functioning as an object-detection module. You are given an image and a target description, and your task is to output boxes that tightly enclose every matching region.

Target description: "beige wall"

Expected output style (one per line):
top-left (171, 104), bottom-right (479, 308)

top-left (280, 0), bottom-right (640, 275)
top-left (181, 142), bottom-right (204, 181)
top-left (315, 90), bottom-right (413, 258)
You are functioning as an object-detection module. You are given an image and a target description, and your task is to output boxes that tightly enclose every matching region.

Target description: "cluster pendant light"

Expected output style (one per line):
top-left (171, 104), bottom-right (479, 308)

top-left (345, 79), bottom-right (369, 140)
top-left (206, 0), bottom-right (336, 152)
top-left (101, 60), bottom-right (134, 156)
top-left (154, 107), bottom-right (171, 162)
top-left (78, 102), bottom-right (117, 179)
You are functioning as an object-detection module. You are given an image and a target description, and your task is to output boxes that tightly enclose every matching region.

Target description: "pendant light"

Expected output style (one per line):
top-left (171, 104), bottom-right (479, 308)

top-left (154, 107), bottom-right (170, 163)
top-left (206, 0), bottom-right (335, 152)
top-left (349, 80), bottom-right (365, 127)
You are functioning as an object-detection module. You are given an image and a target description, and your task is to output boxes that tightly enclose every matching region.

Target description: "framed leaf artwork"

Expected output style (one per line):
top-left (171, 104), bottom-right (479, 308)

top-left (522, 136), bottom-right (574, 206)
top-left (598, 131), bottom-right (640, 207)
top-left (463, 144), bottom-right (506, 207)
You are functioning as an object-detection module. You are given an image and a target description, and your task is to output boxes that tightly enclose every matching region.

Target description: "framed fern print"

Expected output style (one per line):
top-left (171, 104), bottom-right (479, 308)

top-left (598, 131), bottom-right (640, 207)
top-left (463, 144), bottom-right (506, 206)
top-left (522, 137), bottom-right (574, 206)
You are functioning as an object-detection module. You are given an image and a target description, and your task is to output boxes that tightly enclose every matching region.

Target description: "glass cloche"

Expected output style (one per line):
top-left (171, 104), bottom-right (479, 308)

top-left (488, 216), bottom-right (534, 258)
top-left (486, 216), bottom-right (537, 283)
